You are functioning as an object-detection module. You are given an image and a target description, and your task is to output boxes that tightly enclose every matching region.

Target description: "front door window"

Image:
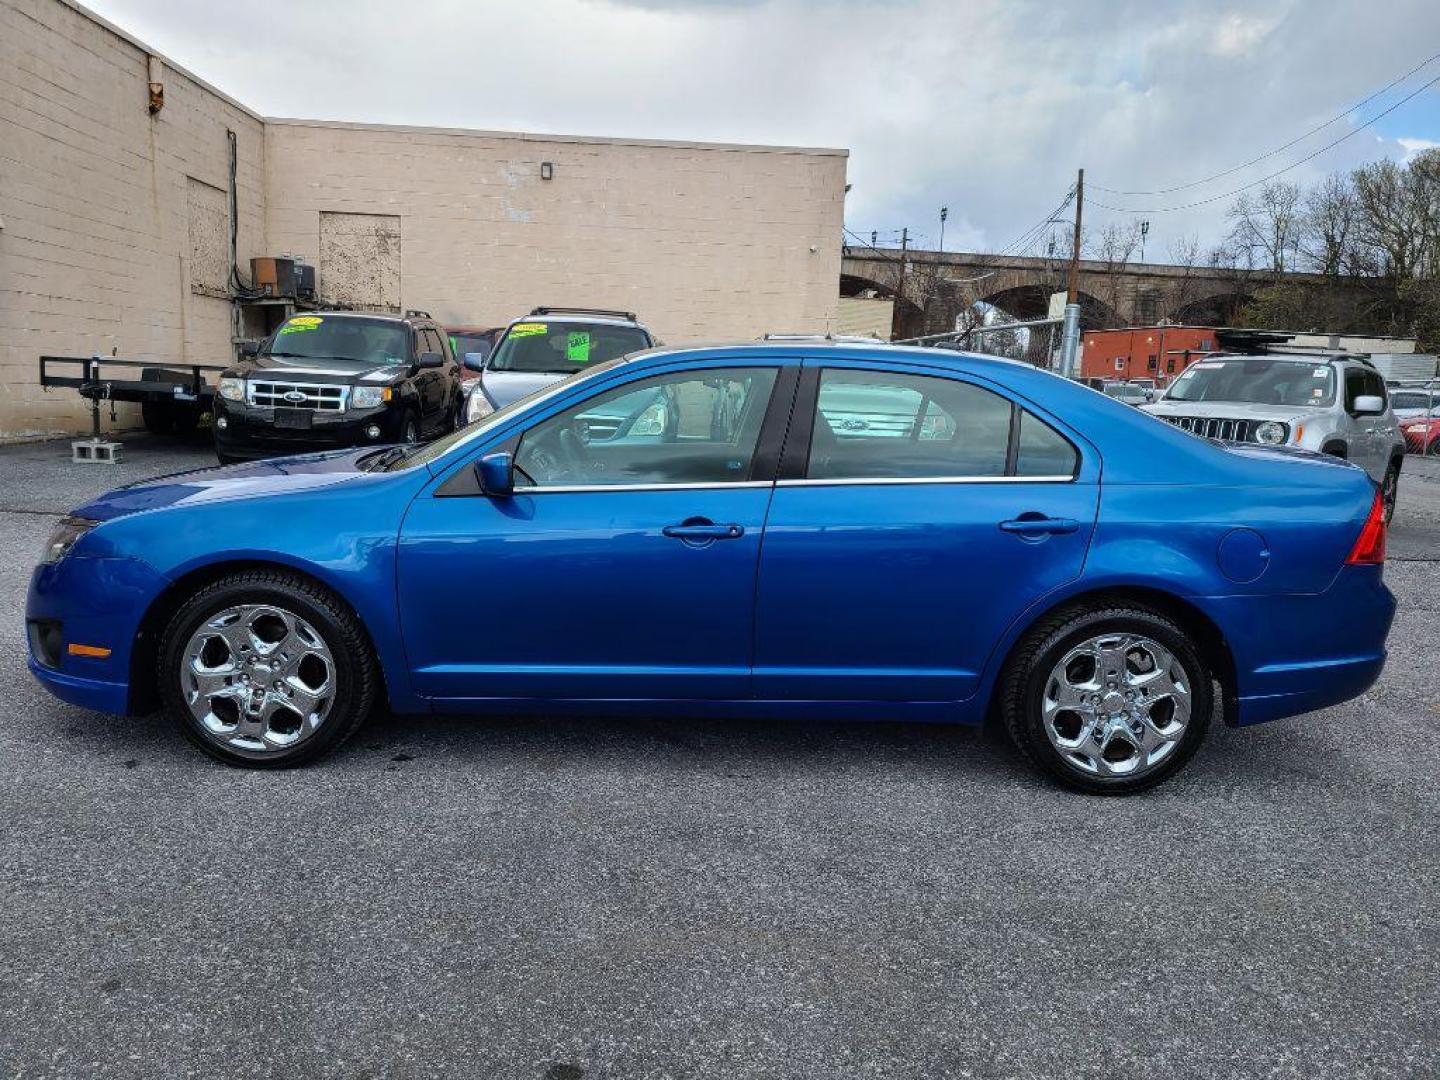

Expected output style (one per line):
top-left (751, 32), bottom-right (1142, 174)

top-left (514, 367), bottom-right (779, 487)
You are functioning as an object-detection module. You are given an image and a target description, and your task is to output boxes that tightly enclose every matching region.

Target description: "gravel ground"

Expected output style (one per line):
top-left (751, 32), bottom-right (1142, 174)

top-left (0, 434), bottom-right (1436, 1079)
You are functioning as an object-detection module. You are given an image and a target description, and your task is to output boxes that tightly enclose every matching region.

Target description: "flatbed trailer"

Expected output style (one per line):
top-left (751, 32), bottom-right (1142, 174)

top-left (39, 355), bottom-right (229, 437)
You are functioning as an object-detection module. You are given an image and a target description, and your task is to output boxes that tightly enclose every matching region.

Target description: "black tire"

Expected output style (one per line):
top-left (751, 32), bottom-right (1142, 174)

top-left (1381, 462), bottom-right (1400, 524)
top-left (401, 411), bottom-right (420, 444)
top-left (215, 452), bottom-right (242, 466)
top-left (1000, 604), bottom-right (1214, 795)
top-left (157, 570), bottom-right (379, 768)
top-left (170, 406), bottom-right (200, 437)
top-left (142, 402), bottom-right (174, 435)
top-left (1427, 439), bottom-right (1440, 457)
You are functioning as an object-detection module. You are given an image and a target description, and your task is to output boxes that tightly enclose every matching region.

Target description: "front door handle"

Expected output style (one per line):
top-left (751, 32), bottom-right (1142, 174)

top-left (999, 515), bottom-right (1079, 536)
top-left (662, 521), bottom-right (745, 541)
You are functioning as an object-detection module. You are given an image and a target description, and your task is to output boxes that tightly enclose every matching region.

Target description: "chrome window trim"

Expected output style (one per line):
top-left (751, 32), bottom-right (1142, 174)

top-left (513, 480), bottom-right (776, 495)
top-left (777, 475), bottom-right (1077, 488)
top-left (509, 476), bottom-right (1076, 494)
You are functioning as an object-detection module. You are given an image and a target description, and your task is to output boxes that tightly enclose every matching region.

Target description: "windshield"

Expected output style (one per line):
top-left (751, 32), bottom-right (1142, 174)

top-left (391, 356), bottom-right (629, 470)
top-left (487, 321), bottom-right (649, 375)
top-left (1164, 358), bottom-right (1336, 408)
top-left (262, 315), bottom-right (409, 367)
top-left (1390, 389), bottom-right (1438, 413)
top-left (450, 331), bottom-right (495, 360)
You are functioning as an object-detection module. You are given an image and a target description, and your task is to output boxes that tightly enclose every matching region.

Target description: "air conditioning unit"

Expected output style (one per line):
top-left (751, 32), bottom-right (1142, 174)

top-left (251, 256), bottom-right (297, 298)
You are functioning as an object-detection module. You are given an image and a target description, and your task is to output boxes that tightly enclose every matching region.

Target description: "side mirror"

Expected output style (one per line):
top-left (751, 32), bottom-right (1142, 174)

top-left (416, 351), bottom-right (445, 370)
top-left (1354, 394), bottom-right (1385, 415)
top-left (462, 351), bottom-right (489, 373)
top-left (475, 451), bottom-right (514, 497)
top-left (239, 340), bottom-right (260, 358)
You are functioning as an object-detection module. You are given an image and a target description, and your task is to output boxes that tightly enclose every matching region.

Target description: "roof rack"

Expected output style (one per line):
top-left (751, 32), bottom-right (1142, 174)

top-left (759, 332), bottom-right (885, 343)
top-left (529, 306), bottom-right (638, 321)
top-left (1213, 329), bottom-right (1295, 354)
top-left (404, 309), bottom-right (432, 319)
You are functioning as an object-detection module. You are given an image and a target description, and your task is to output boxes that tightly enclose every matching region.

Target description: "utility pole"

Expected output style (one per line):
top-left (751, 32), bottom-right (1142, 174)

top-left (1059, 168), bottom-right (1084, 378)
top-left (939, 207), bottom-right (948, 253)
top-left (890, 227), bottom-right (909, 341)
top-left (1140, 219), bottom-right (1150, 264)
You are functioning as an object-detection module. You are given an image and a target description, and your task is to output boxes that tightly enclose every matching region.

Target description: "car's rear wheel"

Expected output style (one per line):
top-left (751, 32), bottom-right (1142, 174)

top-left (157, 570), bottom-right (378, 768)
top-left (141, 402), bottom-right (174, 435)
top-left (1001, 605), bottom-right (1213, 794)
top-left (1427, 439), bottom-right (1440, 457)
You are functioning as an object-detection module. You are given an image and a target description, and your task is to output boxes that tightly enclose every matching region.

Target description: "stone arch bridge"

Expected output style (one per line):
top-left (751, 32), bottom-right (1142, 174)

top-left (840, 248), bottom-right (1359, 339)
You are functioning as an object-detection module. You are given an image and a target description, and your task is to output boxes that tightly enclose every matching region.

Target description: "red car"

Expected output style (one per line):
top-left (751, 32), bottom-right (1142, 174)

top-left (1401, 416), bottom-right (1440, 455)
top-left (446, 326), bottom-right (504, 382)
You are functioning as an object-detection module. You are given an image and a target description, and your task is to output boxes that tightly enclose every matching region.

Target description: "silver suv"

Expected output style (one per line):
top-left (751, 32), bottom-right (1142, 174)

top-left (1144, 352), bottom-right (1405, 518)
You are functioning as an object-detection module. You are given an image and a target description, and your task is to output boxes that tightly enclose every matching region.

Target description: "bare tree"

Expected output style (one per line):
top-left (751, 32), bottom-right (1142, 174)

top-left (1225, 181), bottom-right (1304, 276)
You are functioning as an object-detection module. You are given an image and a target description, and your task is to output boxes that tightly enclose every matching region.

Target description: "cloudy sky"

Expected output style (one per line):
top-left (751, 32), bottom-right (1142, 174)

top-left (88, 0), bottom-right (1440, 262)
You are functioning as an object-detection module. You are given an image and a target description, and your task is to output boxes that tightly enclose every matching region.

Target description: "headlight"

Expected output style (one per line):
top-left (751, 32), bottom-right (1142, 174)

top-left (218, 376), bottom-right (245, 402)
top-left (1254, 421), bottom-right (1288, 445)
top-left (351, 385), bottom-right (392, 409)
top-left (41, 516), bottom-right (97, 565)
top-left (466, 388), bottom-right (495, 424)
top-left (630, 401), bottom-right (667, 437)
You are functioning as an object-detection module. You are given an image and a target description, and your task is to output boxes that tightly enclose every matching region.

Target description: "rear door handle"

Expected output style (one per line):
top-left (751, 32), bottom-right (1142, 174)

top-left (999, 516), bottom-right (1079, 536)
top-left (662, 522), bottom-right (745, 541)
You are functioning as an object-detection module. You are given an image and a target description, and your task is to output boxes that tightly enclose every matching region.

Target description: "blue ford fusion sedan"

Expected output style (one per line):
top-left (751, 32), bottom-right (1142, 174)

top-left (27, 342), bottom-right (1395, 793)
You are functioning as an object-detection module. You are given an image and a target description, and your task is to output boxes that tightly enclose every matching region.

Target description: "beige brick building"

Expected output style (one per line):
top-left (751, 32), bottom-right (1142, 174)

top-left (0, 0), bottom-right (847, 440)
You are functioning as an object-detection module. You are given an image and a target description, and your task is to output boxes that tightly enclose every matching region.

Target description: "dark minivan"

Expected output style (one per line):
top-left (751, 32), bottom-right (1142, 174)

top-left (214, 310), bottom-right (463, 462)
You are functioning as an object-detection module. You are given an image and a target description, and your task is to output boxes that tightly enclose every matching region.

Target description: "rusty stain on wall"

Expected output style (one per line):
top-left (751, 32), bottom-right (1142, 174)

top-left (319, 212), bottom-right (402, 312)
top-left (186, 177), bottom-right (229, 299)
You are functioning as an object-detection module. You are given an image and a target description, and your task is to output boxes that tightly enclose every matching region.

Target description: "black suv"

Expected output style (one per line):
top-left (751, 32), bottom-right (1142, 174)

top-left (214, 310), bottom-right (462, 463)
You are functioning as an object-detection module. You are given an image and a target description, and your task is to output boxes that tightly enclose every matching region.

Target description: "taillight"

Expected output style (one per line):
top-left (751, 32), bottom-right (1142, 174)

top-left (1345, 489), bottom-right (1386, 565)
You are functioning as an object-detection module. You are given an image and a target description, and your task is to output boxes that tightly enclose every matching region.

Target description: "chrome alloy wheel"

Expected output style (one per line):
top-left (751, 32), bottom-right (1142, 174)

top-left (1041, 633), bottom-right (1192, 779)
top-left (180, 604), bottom-right (336, 754)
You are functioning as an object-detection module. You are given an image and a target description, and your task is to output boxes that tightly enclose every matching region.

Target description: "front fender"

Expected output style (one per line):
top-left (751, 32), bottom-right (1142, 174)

top-left (80, 471), bottom-right (431, 715)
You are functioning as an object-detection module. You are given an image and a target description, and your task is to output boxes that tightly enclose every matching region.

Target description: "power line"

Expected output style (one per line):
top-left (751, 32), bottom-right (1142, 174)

top-left (994, 187), bottom-right (1076, 258)
top-left (1090, 70), bottom-right (1440, 214)
top-left (1092, 47), bottom-right (1440, 196)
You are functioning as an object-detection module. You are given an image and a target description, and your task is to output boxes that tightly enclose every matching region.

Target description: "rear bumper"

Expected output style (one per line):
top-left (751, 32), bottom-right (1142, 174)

top-left (1200, 565), bottom-right (1396, 726)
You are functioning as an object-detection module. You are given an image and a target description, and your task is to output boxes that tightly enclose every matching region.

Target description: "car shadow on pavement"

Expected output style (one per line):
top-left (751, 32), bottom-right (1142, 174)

top-left (39, 696), bottom-right (1347, 797)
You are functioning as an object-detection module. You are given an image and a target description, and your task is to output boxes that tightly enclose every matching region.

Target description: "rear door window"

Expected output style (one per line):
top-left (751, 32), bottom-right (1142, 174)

top-left (805, 369), bottom-right (1077, 481)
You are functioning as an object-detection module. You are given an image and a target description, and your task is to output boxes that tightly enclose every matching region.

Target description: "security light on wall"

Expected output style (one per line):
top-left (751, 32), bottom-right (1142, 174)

top-left (540, 162), bottom-right (554, 181)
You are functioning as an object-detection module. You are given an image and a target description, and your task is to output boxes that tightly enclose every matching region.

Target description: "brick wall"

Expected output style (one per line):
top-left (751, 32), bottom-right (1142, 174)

top-left (264, 120), bottom-right (846, 344)
top-left (0, 0), bottom-right (265, 439)
top-left (0, 0), bottom-right (847, 440)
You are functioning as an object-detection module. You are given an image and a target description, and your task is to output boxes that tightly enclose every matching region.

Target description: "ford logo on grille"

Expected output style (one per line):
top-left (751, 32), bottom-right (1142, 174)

top-left (282, 391), bottom-right (307, 403)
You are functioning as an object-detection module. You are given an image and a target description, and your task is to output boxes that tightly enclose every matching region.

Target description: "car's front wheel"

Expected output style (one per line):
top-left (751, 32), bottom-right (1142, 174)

top-left (1001, 605), bottom-right (1213, 794)
top-left (157, 570), bottom-right (378, 768)
top-left (1381, 462), bottom-right (1399, 524)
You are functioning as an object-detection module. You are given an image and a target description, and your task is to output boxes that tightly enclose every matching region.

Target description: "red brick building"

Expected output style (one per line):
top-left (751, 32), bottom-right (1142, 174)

top-left (1081, 326), bottom-right (1220, 385)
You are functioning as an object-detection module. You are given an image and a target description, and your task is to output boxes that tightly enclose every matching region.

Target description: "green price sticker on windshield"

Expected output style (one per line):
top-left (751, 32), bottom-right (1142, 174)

top-left (566, 331), bottom-right (592, 363)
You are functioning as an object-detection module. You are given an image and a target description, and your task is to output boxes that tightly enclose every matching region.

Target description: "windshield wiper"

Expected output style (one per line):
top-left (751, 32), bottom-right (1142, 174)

top-left (363, 445), bottom-right (414, 472)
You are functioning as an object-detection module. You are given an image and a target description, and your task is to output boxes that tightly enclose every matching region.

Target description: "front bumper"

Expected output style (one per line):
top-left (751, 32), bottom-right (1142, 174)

top-left (214, 399), bottom-right (405, 459)
top-left (26, 554), bottom-right (171, 716)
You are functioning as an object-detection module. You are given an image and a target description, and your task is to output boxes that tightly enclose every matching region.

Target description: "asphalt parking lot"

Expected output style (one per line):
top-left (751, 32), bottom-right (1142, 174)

top-left (1, 433), bottom-right (1436, 1080)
